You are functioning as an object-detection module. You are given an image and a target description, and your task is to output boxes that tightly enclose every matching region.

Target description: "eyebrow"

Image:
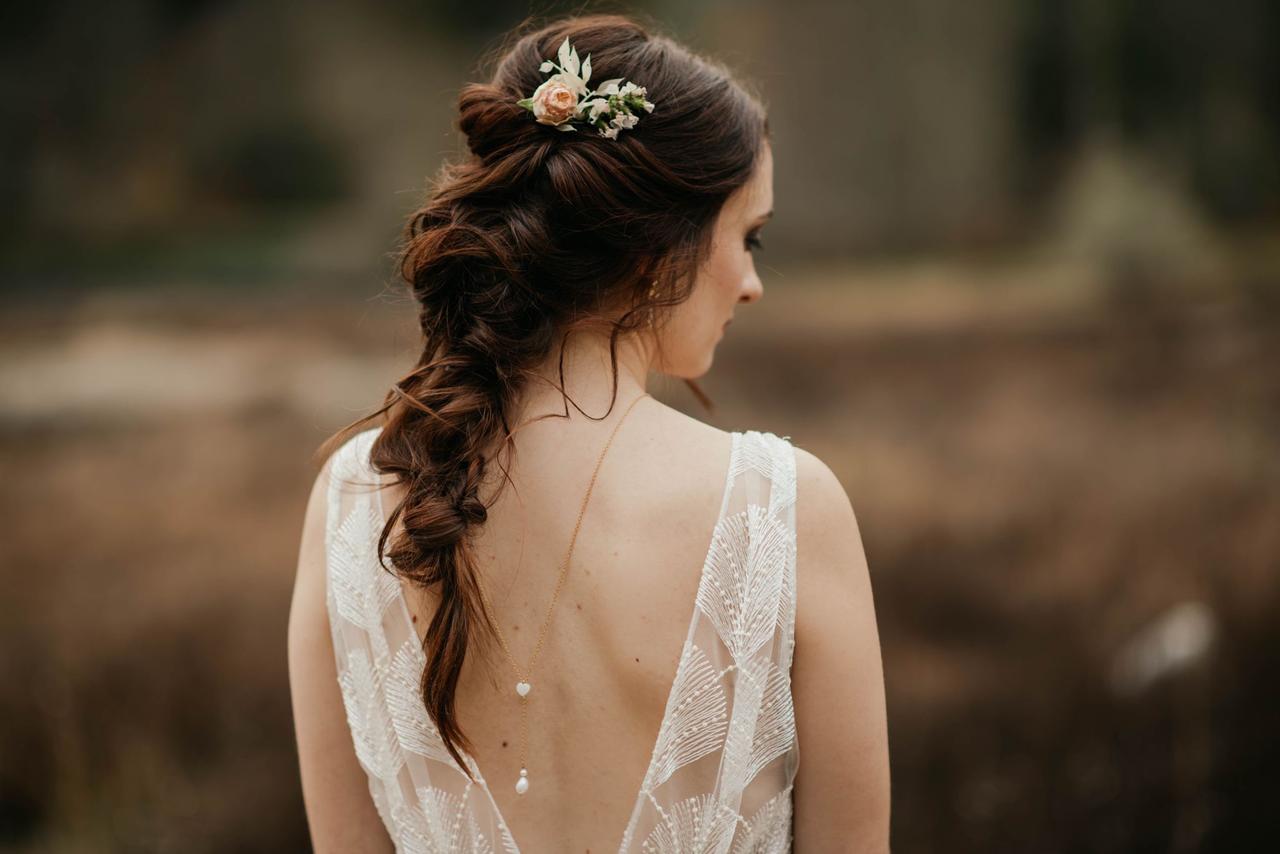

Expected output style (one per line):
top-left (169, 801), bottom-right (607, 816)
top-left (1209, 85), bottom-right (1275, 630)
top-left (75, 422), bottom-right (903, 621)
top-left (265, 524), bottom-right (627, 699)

top-left (750, 209), bottom-right (774, 227)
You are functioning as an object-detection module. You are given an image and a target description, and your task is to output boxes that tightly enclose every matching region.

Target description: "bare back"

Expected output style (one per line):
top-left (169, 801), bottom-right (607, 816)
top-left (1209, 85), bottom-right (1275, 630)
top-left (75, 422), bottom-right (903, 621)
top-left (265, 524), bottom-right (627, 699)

top-left (324, 400), bottom-right (800, 851)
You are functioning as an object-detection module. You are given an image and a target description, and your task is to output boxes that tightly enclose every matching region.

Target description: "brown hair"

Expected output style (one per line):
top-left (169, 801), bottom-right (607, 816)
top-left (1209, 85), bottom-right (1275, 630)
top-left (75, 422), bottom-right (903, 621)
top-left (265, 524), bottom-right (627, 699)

top-left (319, 12), bottom-right (768, 778)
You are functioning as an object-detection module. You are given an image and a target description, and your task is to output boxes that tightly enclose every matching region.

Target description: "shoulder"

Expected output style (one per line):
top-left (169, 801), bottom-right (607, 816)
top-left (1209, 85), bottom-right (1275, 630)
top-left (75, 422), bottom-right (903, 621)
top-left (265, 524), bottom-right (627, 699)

top-left (635, 400), bottom-right (737, 482)
top-left (731, 432), bottom-right (864, 583)
top-left (786, 440), bottom-right (870, 621)
top-left (296, 426), bottom-right (384, 555)
top-left (791, 443), bottom-right (855, 529)
top-left (785, 441), bottom-right (890, 846)
top-left (293, 426), bottom-right (386, 564)
top-left (329, 425), bottom-right (383, 474)
top-left (288, 425), bottom-right (400, 850)
top-left (323, 426), bottom-right (385, 496)
top-left (291, 425), bottom-right (388, 631)
top-left (645, 399), bottom-right (731, 448)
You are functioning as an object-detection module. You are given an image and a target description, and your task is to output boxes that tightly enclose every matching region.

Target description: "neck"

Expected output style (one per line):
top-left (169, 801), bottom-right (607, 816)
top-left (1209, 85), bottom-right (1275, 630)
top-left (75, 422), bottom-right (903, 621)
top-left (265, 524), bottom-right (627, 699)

top-left (516, 326), bottom-right (654, 423)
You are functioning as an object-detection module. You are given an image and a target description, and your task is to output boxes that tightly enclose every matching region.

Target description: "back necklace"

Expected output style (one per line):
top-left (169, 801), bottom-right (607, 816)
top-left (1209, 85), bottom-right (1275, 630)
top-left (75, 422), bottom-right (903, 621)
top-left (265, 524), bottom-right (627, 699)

top-left (475, 390), bottom-right (650, 795)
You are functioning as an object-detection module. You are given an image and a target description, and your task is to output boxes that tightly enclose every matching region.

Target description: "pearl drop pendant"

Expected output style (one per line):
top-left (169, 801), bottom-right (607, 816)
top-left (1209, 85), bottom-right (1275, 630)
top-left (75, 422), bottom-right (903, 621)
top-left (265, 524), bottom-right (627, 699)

top-left (515, 767), bottom-right (529, 795)
top-left (515, 681), bottom-right (531, 697)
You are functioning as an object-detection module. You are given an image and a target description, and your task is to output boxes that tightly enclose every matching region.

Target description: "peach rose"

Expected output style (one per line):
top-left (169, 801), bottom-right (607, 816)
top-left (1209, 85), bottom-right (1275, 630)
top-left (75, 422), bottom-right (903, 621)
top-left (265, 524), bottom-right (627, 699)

top-left (531, 79), bottom-right (578, 126)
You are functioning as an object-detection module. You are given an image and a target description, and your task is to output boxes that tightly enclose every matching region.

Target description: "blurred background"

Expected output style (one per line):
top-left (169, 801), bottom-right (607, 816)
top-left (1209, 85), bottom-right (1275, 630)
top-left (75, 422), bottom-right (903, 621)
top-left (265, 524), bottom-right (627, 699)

top-left (2, 0), bottom-right (1277, 851)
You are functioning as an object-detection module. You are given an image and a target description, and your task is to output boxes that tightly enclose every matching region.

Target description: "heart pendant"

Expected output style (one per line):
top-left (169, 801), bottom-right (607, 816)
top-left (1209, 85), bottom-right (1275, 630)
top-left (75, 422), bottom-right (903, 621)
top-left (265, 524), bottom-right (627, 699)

top-left (515, 681), bottom-right (532, 697)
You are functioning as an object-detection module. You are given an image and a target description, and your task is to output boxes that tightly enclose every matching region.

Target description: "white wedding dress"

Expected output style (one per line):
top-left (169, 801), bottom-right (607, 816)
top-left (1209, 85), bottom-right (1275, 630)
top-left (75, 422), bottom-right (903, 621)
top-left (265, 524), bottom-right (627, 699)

top-left (325, 425), bottom-right (800, 852)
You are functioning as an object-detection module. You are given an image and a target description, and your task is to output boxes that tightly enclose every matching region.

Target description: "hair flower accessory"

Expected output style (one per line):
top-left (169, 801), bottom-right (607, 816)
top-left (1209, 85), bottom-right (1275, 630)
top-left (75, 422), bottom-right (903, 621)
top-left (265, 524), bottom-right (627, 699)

top-left (516, 36), bottom-right (655, 138)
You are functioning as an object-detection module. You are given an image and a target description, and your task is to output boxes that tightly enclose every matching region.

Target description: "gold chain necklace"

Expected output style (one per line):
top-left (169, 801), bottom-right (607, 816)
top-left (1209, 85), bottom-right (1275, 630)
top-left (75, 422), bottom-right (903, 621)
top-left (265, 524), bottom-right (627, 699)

top-left (474, 391), bottom-right (650, 796)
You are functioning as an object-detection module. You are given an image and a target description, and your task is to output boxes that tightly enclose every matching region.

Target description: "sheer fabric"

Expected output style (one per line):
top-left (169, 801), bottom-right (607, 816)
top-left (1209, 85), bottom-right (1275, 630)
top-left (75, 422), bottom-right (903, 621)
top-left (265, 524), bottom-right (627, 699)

top-left (325, 426), bottom-right (800, 852)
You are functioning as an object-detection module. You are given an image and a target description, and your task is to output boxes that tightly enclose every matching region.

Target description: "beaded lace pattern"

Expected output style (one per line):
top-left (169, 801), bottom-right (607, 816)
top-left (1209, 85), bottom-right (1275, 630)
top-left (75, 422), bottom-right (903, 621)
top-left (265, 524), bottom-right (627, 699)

top-left (325, 426), bottom-right (800, 852)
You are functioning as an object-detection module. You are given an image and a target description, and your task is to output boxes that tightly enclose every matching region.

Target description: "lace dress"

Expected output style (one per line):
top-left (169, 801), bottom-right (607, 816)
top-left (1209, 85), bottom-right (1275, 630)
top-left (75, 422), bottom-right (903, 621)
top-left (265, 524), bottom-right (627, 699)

top-left (325, 426), bottom-right (800, 852)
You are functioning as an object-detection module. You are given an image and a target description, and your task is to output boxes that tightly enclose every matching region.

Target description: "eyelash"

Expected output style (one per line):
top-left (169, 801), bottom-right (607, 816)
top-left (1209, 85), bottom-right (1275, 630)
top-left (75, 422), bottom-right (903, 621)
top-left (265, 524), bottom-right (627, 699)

top-left (746, 232), bottom-right (764, 252)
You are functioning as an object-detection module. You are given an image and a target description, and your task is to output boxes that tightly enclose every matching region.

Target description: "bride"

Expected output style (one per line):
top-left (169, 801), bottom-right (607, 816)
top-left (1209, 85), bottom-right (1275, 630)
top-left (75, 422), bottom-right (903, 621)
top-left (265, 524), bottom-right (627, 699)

top-left (288, 13), bottom-right (889, 852)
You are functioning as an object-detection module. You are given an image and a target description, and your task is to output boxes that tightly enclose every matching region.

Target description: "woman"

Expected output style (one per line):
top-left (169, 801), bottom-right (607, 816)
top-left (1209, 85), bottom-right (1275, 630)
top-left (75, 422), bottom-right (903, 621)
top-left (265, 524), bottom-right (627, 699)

top-left (289, 13), bottom-right (889, 852)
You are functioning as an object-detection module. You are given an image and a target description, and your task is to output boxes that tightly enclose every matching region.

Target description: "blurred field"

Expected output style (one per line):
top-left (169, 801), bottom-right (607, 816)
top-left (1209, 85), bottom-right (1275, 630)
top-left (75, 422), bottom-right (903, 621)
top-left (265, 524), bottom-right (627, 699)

top-left (2, 251), bottom-right (1277, 852)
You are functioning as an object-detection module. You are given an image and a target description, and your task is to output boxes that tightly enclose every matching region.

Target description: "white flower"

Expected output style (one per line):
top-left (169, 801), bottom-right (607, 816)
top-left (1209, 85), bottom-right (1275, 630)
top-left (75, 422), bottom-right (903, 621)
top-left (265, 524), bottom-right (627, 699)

top-left (610, 111), bottom-right (639, 130)
top-left (517, 38), bottom-right (653, 138)
top-left (580, 97), bottom-right (611, 121)
top-left (594, 78), bottom-right (624, 97)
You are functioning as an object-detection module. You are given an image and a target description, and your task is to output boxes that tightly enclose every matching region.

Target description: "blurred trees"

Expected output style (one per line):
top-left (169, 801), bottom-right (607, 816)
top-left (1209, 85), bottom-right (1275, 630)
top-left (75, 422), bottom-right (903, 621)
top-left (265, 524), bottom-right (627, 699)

top-left (1, 0), bottom-right (1276, 276)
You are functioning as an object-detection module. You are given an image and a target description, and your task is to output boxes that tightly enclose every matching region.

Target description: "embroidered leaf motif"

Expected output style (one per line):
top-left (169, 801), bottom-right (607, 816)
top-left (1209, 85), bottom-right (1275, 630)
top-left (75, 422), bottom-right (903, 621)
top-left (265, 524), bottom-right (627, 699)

top-left (643, 641), bottom-right (729, 792)
top-left (748, 661), bottom-right (797, 785)
top-left (330, 495), bottom-right (398, 632)
top-left (386, 638), bottom-right (456, 765)
top-left (725, 657), bottom-right (797, 787)
top-left (696, 504), bottom-right (790, 662)
top-left (718, 653), bottom-right (766, 802)
top-left (337, 648), bottom-right (404, 781)
top-left (730, 784), bottom-right (795, 854)
top-left (640, 792), bottom-right (740, 853)
top-left (734, 432), bottom-right (776, 482)
top-left (390, 785), bottom-right (494, 854)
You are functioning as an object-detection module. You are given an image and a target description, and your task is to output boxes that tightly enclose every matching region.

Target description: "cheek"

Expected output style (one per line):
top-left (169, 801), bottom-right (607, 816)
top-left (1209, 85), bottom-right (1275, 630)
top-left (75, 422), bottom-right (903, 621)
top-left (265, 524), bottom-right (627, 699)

top-left (707, 244), bottom-right (746, 301)
top-left (671, 259), bottom-right (731, 340)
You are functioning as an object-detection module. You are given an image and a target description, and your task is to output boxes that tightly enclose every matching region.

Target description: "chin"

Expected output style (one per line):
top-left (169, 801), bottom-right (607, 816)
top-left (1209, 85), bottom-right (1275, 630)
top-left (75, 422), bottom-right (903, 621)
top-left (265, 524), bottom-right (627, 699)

top-left (691, 348), bottom-right (716, 378)
top-left (660, 339), bottom-right (718, 379)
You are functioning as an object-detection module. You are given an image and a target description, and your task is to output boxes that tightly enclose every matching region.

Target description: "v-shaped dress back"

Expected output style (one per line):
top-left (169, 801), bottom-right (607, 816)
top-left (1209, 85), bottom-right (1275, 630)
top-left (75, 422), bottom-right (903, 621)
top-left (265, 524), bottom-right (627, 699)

top-left (325, 425), bottom-right (800, 852)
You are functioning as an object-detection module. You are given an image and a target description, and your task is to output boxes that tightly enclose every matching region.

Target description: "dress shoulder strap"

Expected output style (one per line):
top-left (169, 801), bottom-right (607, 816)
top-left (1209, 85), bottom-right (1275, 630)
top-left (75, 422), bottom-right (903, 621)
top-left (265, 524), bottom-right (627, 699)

top-left (618, 428), bottom-right (801, 851)
top-left (733, 430), bottom-right (799, 672)
top-left (326, 427), bottom-right (383, 500)
top-left (322, 424), bottom-right (519, 850)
